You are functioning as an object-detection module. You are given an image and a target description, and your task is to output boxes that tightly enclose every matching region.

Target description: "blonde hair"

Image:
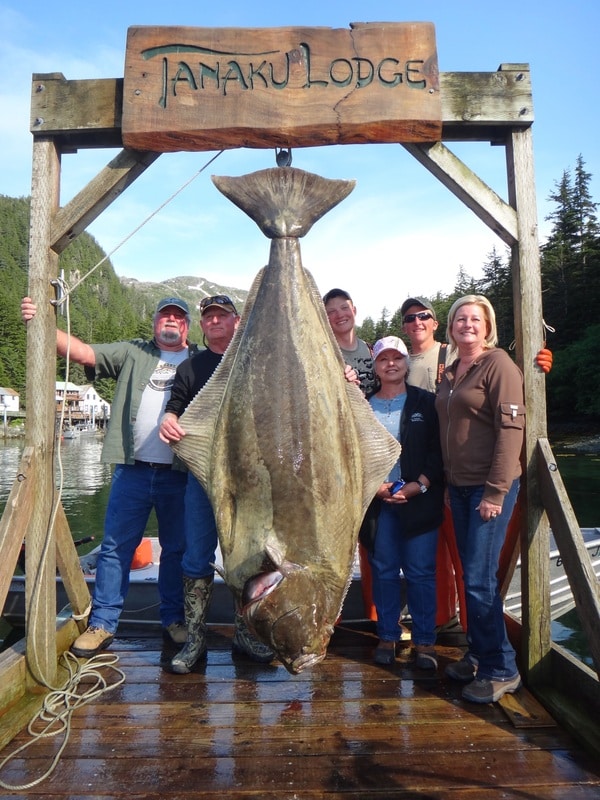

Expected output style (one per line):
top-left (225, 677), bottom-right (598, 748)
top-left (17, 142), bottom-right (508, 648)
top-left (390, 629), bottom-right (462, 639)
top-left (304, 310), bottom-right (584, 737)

top-left (446, 294), bottom-right (498, 349)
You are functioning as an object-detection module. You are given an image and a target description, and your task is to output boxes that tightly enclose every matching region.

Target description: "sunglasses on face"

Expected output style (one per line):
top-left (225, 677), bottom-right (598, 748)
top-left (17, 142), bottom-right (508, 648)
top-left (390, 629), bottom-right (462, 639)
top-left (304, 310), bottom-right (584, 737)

top-left (199, 295), bottom-right (235, 311)
top-left (403, 311), bottom-right (434, 324)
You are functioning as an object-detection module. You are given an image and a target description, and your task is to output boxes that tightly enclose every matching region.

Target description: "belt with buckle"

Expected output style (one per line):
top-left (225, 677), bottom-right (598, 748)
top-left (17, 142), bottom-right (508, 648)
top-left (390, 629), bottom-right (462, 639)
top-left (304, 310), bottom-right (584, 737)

top-left (134, 460), bottom-right (172, 470)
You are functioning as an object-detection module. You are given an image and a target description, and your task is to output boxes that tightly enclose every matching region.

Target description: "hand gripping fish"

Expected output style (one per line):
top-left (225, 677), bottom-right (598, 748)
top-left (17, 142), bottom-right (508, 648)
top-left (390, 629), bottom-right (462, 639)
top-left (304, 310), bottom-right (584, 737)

top-left (173, 167), bottom-right (401, 673)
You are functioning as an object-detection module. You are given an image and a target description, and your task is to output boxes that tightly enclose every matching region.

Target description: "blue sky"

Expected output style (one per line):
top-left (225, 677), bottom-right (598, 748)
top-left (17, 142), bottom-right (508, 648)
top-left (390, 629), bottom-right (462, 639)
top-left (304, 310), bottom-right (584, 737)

top-left (1, 1), bottom-right (598, 323)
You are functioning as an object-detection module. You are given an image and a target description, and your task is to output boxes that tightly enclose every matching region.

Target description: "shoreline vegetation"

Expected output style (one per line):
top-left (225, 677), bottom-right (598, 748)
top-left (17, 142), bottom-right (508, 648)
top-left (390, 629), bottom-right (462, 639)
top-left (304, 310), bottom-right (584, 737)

top-left (549, 422), bottom-right (600, 455)
top-left (558, 436), bottom-right (600, 455)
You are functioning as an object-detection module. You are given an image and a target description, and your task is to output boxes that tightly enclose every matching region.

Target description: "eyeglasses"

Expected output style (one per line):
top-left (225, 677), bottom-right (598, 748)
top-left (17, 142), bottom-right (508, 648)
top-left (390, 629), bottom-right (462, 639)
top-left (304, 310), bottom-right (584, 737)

top-left (199, 295), bottom-right (236, 312)
top-left (403, 311), bottom-right (433, 324)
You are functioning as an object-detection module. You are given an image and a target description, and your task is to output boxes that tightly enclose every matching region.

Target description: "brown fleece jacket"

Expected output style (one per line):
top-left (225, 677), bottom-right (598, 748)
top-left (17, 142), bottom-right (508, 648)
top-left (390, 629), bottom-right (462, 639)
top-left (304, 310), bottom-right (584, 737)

top-left (435, 348), bottom-right (525, 506)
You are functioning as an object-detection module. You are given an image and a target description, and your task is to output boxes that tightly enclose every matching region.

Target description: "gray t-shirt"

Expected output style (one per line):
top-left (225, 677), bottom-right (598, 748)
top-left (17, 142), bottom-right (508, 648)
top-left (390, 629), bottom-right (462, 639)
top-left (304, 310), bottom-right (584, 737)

top-left (134, 348), bottom-right (189, 463)
top-left (340, 338), bottom-right (376, 396)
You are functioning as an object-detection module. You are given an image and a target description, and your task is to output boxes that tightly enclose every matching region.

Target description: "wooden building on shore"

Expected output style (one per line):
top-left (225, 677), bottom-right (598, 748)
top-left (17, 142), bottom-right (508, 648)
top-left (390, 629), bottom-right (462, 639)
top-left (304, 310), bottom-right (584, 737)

top-left (0, 22), bottom-right (599, 797)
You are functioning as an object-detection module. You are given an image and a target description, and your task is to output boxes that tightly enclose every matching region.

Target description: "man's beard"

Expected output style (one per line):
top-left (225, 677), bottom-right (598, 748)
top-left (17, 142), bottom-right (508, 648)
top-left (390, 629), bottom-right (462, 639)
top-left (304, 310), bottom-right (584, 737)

top-left (157, 329), bottom-right (181, 346)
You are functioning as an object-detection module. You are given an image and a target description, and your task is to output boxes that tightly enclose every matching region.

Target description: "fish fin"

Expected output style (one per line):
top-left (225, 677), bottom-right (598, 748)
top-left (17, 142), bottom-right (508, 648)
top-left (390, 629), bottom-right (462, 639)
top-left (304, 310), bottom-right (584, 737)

top-left (172, 267), bottom-right (266, 483)
top-left (212, 168), bottom-right (355, 239)
top-left (211, 561), bottom-right (226, 581)
top-left (304, 266), bottom-right (349, 369)
top-left (345, 384), bottom-right (402, 514)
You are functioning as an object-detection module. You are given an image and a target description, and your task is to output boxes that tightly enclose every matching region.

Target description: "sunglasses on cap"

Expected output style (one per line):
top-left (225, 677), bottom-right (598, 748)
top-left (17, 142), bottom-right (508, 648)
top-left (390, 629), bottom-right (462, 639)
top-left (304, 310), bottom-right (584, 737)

top-left (199, 295), bottom-right (236, 312)
top-left (403, 311), bottom-right (434, 324)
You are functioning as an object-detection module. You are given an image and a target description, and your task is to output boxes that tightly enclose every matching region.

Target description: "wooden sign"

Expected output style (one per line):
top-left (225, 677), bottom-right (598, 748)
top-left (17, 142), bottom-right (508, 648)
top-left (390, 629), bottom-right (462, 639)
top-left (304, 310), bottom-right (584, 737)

top-left (122, 23), bottom-right (441, 151)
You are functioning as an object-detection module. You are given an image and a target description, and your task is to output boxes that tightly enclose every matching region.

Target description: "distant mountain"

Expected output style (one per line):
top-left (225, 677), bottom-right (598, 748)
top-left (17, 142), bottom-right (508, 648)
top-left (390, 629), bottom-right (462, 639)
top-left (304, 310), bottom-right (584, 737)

top-left (120, 275), bottom-right (248, 317)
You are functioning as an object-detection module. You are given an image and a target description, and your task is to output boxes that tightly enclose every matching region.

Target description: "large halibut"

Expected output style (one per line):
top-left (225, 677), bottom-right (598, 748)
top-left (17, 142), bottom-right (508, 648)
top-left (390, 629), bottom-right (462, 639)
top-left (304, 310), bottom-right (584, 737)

top-left (173, 167), bottom-right (400, 673)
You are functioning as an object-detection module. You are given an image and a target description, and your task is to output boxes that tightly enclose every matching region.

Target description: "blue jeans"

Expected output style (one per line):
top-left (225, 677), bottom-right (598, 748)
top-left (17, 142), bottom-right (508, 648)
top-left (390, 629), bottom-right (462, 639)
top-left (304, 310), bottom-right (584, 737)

top-left (90, 463), bottom-right (187, 633)
top-left (368, 504), bottom-right (438, 645)
top-left (181, 473), bottom-right (218, 579)
top-left (448, 480), bottom-right (520, 680)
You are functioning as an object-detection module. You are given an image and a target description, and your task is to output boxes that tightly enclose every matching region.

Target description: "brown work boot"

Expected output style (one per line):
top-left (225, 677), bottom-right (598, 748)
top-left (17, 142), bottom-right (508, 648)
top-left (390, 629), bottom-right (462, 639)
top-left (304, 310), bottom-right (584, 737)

top-left (71, 625), bottom-right (114, 658)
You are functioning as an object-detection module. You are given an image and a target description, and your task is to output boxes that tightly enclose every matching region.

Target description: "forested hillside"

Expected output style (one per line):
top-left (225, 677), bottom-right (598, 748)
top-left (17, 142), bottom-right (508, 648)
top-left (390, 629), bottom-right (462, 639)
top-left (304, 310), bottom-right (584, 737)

top-left (2, 154), bottom-right (599, 424)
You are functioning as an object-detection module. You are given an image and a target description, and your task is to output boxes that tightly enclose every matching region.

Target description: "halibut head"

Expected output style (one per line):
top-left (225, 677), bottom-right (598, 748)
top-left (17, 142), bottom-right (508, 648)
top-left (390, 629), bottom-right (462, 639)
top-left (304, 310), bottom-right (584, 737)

top-left (173, 167), bottom-right (400, 673)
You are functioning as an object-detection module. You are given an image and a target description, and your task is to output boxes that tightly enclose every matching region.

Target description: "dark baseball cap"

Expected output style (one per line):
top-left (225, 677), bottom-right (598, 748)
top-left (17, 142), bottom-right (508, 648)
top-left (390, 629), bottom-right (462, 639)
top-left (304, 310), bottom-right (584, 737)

top-left (156, 297), bottom-right (190, 315)
top-left (322, 288), bottom-right (353, 305)
top-left (400, 297), bottom-right (436, 320)
top-left (199, 294), bottom-right (238, 315)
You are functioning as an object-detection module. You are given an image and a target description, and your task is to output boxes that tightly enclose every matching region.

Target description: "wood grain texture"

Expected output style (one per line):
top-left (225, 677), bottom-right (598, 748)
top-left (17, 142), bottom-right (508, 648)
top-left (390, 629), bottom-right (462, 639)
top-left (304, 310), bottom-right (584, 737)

top-left (1, 625), bottom-right (599, 797)
top-left (122, 23), bottom-right (441, 151)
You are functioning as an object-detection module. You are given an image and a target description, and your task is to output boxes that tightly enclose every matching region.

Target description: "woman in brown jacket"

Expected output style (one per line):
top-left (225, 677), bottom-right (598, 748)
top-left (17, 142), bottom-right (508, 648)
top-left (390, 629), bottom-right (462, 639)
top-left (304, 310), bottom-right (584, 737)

top-left (435, 295), bottom-right (525, 704)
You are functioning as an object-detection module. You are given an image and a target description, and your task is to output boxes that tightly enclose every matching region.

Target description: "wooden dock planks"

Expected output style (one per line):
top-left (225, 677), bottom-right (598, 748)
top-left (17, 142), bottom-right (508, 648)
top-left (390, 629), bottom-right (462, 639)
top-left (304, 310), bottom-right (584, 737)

top-left (1, 623), bottom-right (599, 798)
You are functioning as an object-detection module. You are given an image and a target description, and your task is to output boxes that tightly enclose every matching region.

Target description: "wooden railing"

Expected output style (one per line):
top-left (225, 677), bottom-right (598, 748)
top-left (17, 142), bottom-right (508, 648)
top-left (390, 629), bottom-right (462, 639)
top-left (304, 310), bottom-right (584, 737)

top-left (0, 446), bottom-right (91, 750)
top-left (537, 438), bottom-right (600, 673)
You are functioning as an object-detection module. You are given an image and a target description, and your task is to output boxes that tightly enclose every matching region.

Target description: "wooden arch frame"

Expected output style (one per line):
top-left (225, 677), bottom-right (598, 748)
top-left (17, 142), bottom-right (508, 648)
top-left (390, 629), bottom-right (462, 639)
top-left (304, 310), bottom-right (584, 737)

top-left (0, 51), bottom-right (598, 751)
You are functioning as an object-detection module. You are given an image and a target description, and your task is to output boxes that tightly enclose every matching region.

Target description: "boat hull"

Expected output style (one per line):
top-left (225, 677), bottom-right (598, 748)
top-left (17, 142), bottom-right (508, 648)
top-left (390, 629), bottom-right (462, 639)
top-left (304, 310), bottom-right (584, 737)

top-left (4, 539), bottom-right (367, 633)
top-left (504, 527), bottom-right (600, 619)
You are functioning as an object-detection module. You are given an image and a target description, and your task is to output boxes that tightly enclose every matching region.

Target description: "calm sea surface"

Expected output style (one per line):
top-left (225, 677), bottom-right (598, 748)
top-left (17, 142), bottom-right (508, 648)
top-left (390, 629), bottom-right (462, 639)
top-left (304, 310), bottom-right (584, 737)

top-left (0, 436), bottom-right (598, 665)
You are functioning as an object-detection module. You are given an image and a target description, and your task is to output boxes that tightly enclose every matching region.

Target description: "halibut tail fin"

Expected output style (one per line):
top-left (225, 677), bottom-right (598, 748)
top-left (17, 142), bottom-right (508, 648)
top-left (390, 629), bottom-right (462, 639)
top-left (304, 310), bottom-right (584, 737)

top-left (211, 167), bottom-right (355, 239)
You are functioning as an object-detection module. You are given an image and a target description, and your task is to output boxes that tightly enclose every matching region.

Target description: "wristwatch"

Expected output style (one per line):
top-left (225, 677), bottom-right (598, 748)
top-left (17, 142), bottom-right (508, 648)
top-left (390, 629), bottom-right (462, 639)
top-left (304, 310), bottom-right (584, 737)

top-left (417, 480), bottom-right (428, 494)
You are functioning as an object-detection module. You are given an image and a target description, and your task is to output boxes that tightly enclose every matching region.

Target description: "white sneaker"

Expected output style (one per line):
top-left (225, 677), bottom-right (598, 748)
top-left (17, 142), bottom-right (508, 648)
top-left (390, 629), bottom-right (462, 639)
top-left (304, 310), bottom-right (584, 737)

top-left (163, 621), bottom-right (187, 644)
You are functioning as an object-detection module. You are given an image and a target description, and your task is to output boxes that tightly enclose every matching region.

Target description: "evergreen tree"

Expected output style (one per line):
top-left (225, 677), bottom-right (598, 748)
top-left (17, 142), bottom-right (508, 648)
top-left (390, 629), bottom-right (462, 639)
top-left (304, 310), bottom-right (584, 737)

top-left (573, 155), bottom-right (600, 267)
top-left (541, 169), bottom-right (581, 348)
top-left (572, 155), bottom-right (600, 320)
top-left (374, 308), bottom-right (390, 341)
top-left (388, 307), bottom-right (404, 337)
top-left (477, 247), bottom-right (514, 348)
top-left (453, 265), bottom-right (479, 296)
top-left (546, 325), bottom-right (600, 419)
top-left (357, 317), bottom-right (376, 344)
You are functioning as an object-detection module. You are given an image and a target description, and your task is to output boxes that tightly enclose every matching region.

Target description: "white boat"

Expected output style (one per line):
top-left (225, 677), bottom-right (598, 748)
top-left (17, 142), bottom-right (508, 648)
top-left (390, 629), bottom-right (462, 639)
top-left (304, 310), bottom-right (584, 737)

top-left (62, 423), bottom-right (98, 439)
top-left (77, 424), bottom-right (99, 435)
top-left (504, 527), bottom-right (600, 619)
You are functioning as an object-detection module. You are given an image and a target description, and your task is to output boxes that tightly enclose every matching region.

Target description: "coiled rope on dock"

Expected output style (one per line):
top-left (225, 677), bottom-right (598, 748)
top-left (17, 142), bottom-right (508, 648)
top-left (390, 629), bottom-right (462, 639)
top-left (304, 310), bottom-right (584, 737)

top-left (0, 651), bottom-right (125, 790)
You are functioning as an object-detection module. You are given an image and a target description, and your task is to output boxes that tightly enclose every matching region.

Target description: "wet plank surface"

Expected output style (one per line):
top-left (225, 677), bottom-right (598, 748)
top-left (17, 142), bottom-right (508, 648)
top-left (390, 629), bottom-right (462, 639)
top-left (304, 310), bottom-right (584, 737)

top-left (1, 622), bottom-right (599, 798)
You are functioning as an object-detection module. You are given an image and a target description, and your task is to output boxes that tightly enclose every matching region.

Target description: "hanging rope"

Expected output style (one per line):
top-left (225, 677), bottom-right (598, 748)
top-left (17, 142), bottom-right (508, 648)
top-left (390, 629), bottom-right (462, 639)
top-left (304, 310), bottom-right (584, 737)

top-left (52, 149), bottom-right (225, 306)
top-left (25, 281), bottom-right (87, 689)
top-left (537, 318), bottom-right (556, 373)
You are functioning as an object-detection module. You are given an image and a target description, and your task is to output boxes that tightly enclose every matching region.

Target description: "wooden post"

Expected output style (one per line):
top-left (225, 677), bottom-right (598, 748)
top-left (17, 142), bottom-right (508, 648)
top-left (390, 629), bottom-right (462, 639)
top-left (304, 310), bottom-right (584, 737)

top-left (506, 126), bottom-right (552, 685)
top-left (24, 135), bottom-right (61, 687)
